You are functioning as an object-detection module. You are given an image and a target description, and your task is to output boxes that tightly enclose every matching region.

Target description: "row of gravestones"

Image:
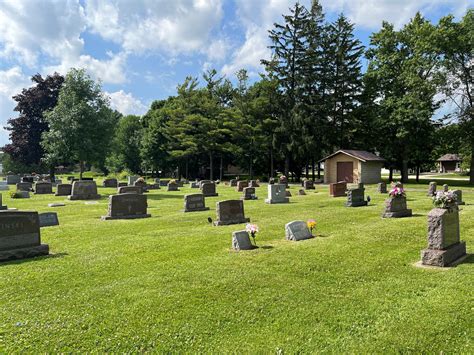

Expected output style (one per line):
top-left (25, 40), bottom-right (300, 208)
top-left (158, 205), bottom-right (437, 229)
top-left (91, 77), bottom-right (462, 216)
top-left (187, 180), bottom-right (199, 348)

top-left (427, 181), bottom-right (465, 204)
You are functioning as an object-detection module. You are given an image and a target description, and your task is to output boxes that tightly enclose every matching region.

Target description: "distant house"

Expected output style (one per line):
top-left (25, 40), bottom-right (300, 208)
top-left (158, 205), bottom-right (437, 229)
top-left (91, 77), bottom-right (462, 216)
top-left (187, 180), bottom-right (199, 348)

top-left (437, 154), bottom-right (462, 173)
top-left (320, 150), bottom-right (385, 184)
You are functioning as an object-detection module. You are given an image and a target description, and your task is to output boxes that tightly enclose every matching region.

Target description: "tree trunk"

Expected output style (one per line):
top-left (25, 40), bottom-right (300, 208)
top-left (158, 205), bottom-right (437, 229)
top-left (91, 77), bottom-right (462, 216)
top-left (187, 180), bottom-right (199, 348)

top-left (470, 143), bottom-right (474, 185)
top-left (389, 167), bottom-right (393, 182)
top-left (305, 163), bottom-right (309, 180)
top-left (416, 165), bottom-right (420, 183)
top-left (317, 162), bottom-right (321, 179)
top-left (311, 158), bottom-right (315, 181)
top-left (79, 161), bottom-right (84, 180)
top-left (249, 154), bottom-right (253, 180)
top-left (49, 166), bottom-right (55, 182)
top-left (209, 152), bottom-right (213, 180)
top-left (270, 147), bottom-right (274, 178)
top-left (185, 159), bottom-right (189, 180)
top-left (220, 155), bottom-right (223, 181)
top-left (401, 160), bottom-right (409, 183)
top-left (284, 154), bottom-right (290, 177)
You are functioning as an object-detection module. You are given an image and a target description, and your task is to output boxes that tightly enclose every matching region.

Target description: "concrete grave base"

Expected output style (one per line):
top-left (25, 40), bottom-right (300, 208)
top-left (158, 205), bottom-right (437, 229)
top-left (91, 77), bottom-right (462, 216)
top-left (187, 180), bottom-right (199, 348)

top-left (421, 241), bottom-right (466, 267)
top-left (183, 207), bottom-right (210, 212)
top-left (0, 244), bottom-right (49, 262)
top-left (240, 196), bottom-right (258, 200)
top-left (203, 193), bottom-right (219, 197)
top-left (265, 198), bottom-right (289, 204)
top-left (346, 201), bottom-right (368, 207)
top-left (382, 209), bottom-right (412, 218)
top-left (214, 217), bottom-right (250, 226)
top-left (101, 214), bottom-right (151, 220)
top-left (68, 194), bottom-right (100, 200)
top-left (0, 205), bottom-right (8, 210)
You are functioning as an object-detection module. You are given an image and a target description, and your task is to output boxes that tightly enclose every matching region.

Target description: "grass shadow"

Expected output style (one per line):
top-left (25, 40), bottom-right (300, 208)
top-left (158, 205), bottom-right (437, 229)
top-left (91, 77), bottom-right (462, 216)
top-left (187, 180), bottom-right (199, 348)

top-left (0, 252), bottom-right (69, 266)
top-left (146, 194), bottom-right (184, 201)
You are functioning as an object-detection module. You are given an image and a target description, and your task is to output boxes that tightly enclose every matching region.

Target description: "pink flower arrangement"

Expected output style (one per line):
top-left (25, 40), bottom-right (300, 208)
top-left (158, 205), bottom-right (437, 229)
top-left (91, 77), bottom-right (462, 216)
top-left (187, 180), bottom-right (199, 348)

top-left (389, 186), bottom-right (405, 198)
top-left (246, 223), bottom-right (259, 245)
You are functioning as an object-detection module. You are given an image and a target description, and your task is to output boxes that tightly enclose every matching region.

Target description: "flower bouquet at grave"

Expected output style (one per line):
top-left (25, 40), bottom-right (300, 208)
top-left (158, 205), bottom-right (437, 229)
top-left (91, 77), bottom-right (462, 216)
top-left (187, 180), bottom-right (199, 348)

top-left (433, 190), bottom-right (457, 209)
top-left (246, 223), bottom-right (259, 246)
top-left (136, 177), bottom-right (145, 183)
top-left (388, 184), bottom-right (406, 198)
top-left (307, 219), bottom-right (316, 237)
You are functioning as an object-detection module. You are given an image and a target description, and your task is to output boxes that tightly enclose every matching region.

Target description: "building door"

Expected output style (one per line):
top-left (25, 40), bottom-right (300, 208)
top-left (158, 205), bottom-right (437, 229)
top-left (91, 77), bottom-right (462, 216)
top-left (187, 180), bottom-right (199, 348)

top-left (337, 162), bottom-right (353, 182)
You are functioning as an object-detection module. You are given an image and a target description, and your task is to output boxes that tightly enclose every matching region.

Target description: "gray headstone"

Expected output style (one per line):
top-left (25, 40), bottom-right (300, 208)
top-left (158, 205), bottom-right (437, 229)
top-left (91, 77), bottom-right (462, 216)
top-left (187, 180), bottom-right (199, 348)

top-left (16, 191), bottom-right (30, 199)
top-left (6, 175), bottom-right (21, 185)
top-left (427, 182), bottom-right (437, 196)
top-left (303, 180), bottom-right (315, 190)
top-left (241, 187), bottom-right (257, 200)
top-left (382, 196), bottom-right (412, 218)
top-left (265, 184), bottom-right (289, 204)
top-left (34, 182), bottom-right (53, 194)
top-left (183, 194), bottom-right (210, 212)
top-left (421, 207), bottom-right (466, 267)
top-left (201, 182), bottom-right (218, 197)
top-left (232, 230), bottom-right (254, 250)
top-left (103, 178), bottom-right (118, 188)
top-left (214, 200), bottom-right (250, 226)
top-left (68, 181), bottom-right (100, 200)
top-left (134, 180), bottom-right (148, 192)
top-left (0, 211), bottom-right (49, 262)
top-left (16, 182), bottom-right (32, 192)
top-left (443, 184), bottom-right (449, 192)
top-left (345, 184), bottom-right (367, 207)
top-left (285, 221), bottom-right (313, 241)
top-left (377, 182), bottom-right (387, 193)
top-left (452, 190), bottom-right (465, 205)
top-left (55, 184), bottom-right (72, 196)
top-left (128, 176), bottom-right (138, 186)
top-left (102, 193), bottom-right (151, 220)
top-left (39, 212), bottom-right (59, 227)
top-left (118, 186), bottom-right (142, 194)
top-left (167, 182), bottom-right (179, 191)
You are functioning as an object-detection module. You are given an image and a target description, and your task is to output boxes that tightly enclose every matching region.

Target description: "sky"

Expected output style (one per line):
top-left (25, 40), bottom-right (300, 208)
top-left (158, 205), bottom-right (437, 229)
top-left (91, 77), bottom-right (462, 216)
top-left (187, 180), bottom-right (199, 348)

top-left (0, 0), bottom-right (471, 146)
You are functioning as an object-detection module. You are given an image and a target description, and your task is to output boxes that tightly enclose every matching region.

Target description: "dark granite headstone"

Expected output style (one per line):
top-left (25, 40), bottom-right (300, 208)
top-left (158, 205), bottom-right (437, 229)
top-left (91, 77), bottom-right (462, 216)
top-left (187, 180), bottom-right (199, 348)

top-left (118, 186), bottom-right (142, 194)
top-left (377, 182), bottom-right (387, 193)
top-left (118, 182), bottom-right (127, 187)
top-left (303, 180), bottom-right (315, 190)
top-left (6, 175), bottom-right (21, 185)
top-left (241, 187), bottom-right (257, 200)
top-left (285, 221), bottom-right (313, 241)
top-left (16, 182), bottom-right (32, 192)
top-left (101, 193), bottom-right (151, 220)
top-left (298, 189), bottom-right (306, 196)
top-left (236, 180), bottom-right (248, 192)
top-left (39, 212), bottom-right (59, 227)
top-left (34, 182), bottom-right (53, 194)
top-left (214, 200), bottom-right (250, 226)
top-left (232, 230), bottom-right (255, 250)
top-left (134, 180), bottom-right (148, 192)
top-left (230, 179), bottom-right (238, 187)
top-left (183, 194), bottom-right (210, 212)
top-left (167, 182), bottom-right (179, 191)
top-left (345, 184), bottom-right (367, 207)
top-left (421, 207), bottom-right (466, 267)
top-left (103, 178), bottom-right (118, 188)
top-left (201, 182), bottom-right (218, 197)
top-left (68, 181), bottom-right (100, 200)
top-left (249, 180), bottom-right (260, 188)
top-left (159, 179), bottom-right (170, 187)
top-left (382, 196), bottom-right (412, 218)
top-left (0, 211), bottom-right (49, 261)
top-left (452, 190), bottom-right (465, 205)
top-left (329, 181), bottom-right (347, 197)
top-left (21, 176), bottom-right (34, 183)
top-left (265, 184), bottom-right (288, 204)
top-left (55, 184), bottom-right (72, 196)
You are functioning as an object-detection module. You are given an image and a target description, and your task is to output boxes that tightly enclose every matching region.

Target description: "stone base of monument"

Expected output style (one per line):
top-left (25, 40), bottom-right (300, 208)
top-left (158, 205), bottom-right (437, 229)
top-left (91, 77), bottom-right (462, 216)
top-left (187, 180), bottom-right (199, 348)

top-left (382, 209), bottom-right (412, 218)
top-left (214, 217), bottom-right (250, 226)
top-left (101, 213), bottom-right (151, 220)
top-left (183, 207), bottom-right (210, 212)
top-left (68, 194), bottom-right (101, 200)
top-left (240, 196), bottom-right (258, 200)
top-left (346, 201), bottom-right (368, 207)
top-left (0, 244), bottom-right (49, 262)
top-left (203, 193), bottom-right (219, 197)
top-left (265, 198), bottom-right (289, 204)
top-left (0, 205), bottom-right (8, 210)
top-left (421, 241), bottom-right (466, 267)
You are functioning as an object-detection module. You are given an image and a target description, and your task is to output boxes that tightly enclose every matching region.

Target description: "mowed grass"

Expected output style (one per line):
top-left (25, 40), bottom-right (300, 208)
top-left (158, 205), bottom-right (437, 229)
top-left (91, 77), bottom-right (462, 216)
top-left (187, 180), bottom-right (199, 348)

top-left (0, 181), bottom-right (473, 352)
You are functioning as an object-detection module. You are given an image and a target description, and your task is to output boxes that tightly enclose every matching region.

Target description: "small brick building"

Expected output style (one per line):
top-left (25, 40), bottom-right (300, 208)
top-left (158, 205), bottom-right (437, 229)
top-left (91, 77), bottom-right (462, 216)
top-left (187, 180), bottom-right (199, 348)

top-left (321, 150), bottom-right (385, 184)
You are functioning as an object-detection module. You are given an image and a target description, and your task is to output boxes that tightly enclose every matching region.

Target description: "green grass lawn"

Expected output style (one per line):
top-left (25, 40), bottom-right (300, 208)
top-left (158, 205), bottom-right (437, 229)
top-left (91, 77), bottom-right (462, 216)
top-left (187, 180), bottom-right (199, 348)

top-left (1, 180), bottom-right (473, 352)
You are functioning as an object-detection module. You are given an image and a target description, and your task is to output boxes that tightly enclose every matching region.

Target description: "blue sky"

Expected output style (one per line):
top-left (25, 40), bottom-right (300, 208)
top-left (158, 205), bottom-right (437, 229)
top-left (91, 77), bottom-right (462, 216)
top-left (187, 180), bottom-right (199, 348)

top-left (0, 0), bottom-right (471, 146)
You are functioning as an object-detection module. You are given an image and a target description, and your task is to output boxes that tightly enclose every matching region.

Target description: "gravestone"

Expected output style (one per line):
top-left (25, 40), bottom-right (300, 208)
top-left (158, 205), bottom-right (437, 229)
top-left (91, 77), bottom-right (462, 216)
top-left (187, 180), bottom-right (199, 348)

top-left (183, 194), bottom-right (210, 212)
top-left (329, 181), bottom-right (347, 197)
top-left (303, 180), bottom-right (315, 190)
top-left (199, 180), bottom-right (212, 188)
top-left (118, 182), bottom-right (127, 187)
top-left (39, 212), bottom-right (59, 227)
top-left (128, 176), bottom-right (138, 186)
top-left (160, 179), bottom-right (170, 187)
top-left (16, 182), bottom-right (32, 192)
top-left (232, 230), bottom-right (255, 251)
top-left (443, 184), bottom-right (449, 192)
top-left (279, 176), bottom-right (288, 188)
top-left (236, 180), bottom-right (248, 192)
top-left (298, 189), bottom-right (306, 196)
top-left (285, 190), bottom-right (292, 197)
top-left (101, 193), bottom-right (151, 220)
top-left (214, 200), bottom-right (250, 226)
top-left (241, 187), bottom-right (257, 200)
top-left (0, 194), bottom-right (7, 210)
top-left (52, 179), bottom-right (62, 187)
top-left (103, 178), bottom-right (118, 188)
top-left (147, 183), bottom-right (160, 190)
top-left (118, 186), bottom-right (142, 194)
top-left (427, 182), bottom-right (437, 197)
top-left (190, 181), bottom-right (199, 188)
top-left (21, 176), bottom-right (34, 183)
top-left (452, 190), bottom-right (465, 205)
top-left (265, 184), bottom-right (289, 204)
top-left (0, 182), bottom-right (8, 191)
top-left (176, 180), bottom-right (184, 187)
top-left (377, 182), bottom-right (387, 193)
top-left (68, 181), bottom-right (100, 200)
top-left (249, 180), bottom-right (260, 188)
top-left (167, 181), bottom-right (179, 191)
top-left (269, 178), bottom-right (275, 185)
top-left (285, 221), bottom-right (313, 241)
top-left (0, 211), bottom-right (49, 262)
top-left (382, 196), bottom-right (412, 218)
top-left (421, 207), bottom-right (466, 267)
top-left (55, 184), bottom-right (72, 196)
top-left (230, 179), bottom-right (238, 187)
top-left (134, 180), bottom-right (148, 192)
top-left (34, 182), bottom-right (53, 194)
top-left (346, 183), bottom-right (367, 207)
top-left (16, 191), bottom-right (30, 198)
top-left (6, 175), bottom-right (21, 185)
top-left (201, 182), bottom-right (218, 197)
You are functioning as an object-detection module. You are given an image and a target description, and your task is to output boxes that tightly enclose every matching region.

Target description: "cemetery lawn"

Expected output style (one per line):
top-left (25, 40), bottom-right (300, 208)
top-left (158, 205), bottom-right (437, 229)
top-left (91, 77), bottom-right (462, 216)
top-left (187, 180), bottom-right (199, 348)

top-left (1, 181), bottom-right (473, 353)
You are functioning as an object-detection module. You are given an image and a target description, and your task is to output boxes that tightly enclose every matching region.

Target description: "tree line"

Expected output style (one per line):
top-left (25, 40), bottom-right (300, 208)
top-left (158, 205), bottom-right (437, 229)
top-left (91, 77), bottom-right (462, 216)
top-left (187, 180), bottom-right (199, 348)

top-left (2, 2), bottom-right (473, 183)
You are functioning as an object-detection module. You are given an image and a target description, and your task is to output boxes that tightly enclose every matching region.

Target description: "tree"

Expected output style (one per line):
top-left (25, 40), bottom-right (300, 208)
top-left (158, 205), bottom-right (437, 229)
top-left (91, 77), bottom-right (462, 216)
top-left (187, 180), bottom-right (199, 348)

top-left (42, 68), bottom-right (118, 179)
top-left (436, 9), bottom-right (474, 183)
top-left (3, 73), bottom-right (64, 173)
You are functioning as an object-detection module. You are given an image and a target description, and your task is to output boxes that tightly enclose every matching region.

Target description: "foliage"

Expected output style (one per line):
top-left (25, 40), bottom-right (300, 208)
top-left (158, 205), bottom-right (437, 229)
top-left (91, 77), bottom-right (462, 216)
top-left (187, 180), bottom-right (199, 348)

top-left (432, 190), bottom-right (457, 208)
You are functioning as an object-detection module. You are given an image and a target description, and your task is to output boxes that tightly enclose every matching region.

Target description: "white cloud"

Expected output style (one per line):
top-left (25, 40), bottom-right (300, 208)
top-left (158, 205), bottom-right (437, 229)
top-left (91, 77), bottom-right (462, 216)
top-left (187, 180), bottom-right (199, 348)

top-left (0, 66), bottom-right (31, 145)
top-left (85, 0), bottom-right (224, 55)
top-left (107, 90), bottom-right (147, 116)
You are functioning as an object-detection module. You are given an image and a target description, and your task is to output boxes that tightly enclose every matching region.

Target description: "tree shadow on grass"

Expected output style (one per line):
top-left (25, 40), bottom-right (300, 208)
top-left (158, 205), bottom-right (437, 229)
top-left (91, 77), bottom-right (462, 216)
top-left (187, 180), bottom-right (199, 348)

top-left (0, 252), bottom-right (69, 267)
top-left (460, 254), bottom-right (474, 264)
top-left (146, 194), bottom-right (184, 200)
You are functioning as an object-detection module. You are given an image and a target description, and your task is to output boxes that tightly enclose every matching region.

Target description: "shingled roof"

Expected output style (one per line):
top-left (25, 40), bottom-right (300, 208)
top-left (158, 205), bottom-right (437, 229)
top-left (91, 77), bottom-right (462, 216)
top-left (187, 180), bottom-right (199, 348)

top-left (437, 154), bottom-right (462, 162)
top-left (320, 150), bottom-right (385, 163)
